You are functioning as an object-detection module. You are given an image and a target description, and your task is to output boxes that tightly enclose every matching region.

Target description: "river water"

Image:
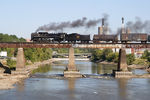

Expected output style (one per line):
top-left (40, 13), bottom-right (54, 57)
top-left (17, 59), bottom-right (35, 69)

top-left (0, 61), bottom-right (150, 100)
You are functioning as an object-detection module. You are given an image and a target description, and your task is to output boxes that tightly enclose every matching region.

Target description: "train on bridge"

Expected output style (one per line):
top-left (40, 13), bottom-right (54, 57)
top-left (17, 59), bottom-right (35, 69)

top-left (31, 32), bottom-right (150, 43)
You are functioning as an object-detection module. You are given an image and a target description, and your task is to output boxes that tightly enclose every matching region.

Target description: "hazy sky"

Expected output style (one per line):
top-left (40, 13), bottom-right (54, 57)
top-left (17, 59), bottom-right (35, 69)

top-left (0, 0), bottom-right (149, 38)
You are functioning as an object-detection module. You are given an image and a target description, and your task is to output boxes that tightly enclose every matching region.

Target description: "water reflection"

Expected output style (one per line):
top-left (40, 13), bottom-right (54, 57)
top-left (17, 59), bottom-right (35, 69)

top-left (117, 78), bottom-right (129, 100)
top-left (68, 78), bottom-right (76, 91)
top-left (32, 61), bottom-right (118, 75)
top-left (92, 63), bottom-right (117, 74)
top-left (16, 80), bottom-right (25, 92)
top-left (32, 64), bottom-right (52, 74)
top-left (68, 78), bottom-right (76, 100)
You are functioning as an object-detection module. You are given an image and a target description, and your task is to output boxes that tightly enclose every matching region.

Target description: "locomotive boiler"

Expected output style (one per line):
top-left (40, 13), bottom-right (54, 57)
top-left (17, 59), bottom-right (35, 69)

top-left (31, 32), bottom-right (66, 43)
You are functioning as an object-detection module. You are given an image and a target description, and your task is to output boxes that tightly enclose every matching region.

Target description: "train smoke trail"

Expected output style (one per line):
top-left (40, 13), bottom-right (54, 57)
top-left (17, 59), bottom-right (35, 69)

top-left (35, 17), bottom-right (105, 32)
top-left (126, 17), bottom-right (150, 33)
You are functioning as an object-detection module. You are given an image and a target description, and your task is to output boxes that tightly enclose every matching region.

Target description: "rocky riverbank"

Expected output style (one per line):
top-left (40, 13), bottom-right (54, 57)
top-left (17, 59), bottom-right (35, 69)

top-left (0, 59), bottom-right (55, 90)
top-left (98, 61), bottom-right (117, 65)
top-left (128, 64), bottom-right (147, 69)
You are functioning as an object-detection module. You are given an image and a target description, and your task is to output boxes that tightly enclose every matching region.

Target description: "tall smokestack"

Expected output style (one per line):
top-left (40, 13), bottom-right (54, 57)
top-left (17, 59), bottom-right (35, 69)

top-left (98, 27), bottom-right (100, 35)
top-left (121, 17), bottom-right (125, 34)
top-left (102, 18), bottom-right (104, 34)
top-left (102, 18), bottom-right (104, 27)
top-left (98, 18), bottom-right (105, 35)
top-left (122, 17), bottom-right (124, 24)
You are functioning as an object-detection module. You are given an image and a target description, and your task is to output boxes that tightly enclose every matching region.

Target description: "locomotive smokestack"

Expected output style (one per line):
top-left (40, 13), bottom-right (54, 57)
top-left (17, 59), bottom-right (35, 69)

top-left (121, 17), bottom-right (125, 34)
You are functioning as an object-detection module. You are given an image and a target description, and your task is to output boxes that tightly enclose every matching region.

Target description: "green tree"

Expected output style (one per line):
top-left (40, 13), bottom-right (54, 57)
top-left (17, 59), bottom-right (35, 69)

top-left (141, 50), bottom-right (150, 61)
top-left (7, 59), bottom-right (16, 68)
top-left (0, 33), bottom-right (52, 67)
top-left (126, 54), bottom-right (135, 65)
top-left (101, 48), bottom-right (113, 60)
top-left (91, 49), bottom-right (103, 61)
top-left (113, 53), bottom-right (119, 63)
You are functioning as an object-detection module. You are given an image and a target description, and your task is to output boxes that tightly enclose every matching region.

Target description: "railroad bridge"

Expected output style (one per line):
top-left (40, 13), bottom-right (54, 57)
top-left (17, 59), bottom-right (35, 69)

top-left (0, 42), bottom-right (150, 77)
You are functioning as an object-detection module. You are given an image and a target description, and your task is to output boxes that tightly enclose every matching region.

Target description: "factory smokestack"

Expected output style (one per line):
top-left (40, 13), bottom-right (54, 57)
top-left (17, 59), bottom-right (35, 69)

top-left (121, 17), bottom-right (125, 34)
top-left (102, 18), bottom-right (104, 27)
top-left (102, 18), bottom-right (105, 34)
top-left (122, 17), bottom-right (124, 24)
top-left (98, 18), bottom-right (105, 35)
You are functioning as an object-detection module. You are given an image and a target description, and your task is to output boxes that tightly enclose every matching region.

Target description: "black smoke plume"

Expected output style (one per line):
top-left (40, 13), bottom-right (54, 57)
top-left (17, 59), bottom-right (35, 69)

top-left (126, 17), bottom-right (150, 33)
top-left (36, 17), bottom-right (103, 32)
top-left (116, 17), bottom-right (150, 35)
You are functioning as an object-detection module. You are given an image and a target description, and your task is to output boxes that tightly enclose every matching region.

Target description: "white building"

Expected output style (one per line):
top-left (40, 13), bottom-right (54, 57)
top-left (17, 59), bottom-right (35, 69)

top-left (0, 51), bottom-right (7, 58)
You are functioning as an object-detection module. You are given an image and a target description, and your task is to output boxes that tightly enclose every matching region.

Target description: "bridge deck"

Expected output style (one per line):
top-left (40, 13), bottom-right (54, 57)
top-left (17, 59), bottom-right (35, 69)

top-left (0, 42), bottom-right (149, 48)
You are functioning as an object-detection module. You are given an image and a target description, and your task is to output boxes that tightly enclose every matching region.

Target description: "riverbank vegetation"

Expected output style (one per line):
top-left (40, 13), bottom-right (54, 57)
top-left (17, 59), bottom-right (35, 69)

top-left (91, 48), bottom-right (149, 66)
top-left (52, 48), bottom-right (92, 53)
top-left (32, 64), bottom-right (52, 74)
top-left (0, 33), bottom-right (52, 68)
top-left (91, 49), bottom-right (119, 63)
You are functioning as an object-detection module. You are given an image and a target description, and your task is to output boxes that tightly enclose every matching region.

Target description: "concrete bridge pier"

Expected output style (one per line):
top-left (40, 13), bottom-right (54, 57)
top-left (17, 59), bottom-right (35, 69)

top-left (117, 48), bottom-right (128, 71)
top-left (64, 47), bottom-right (82, 78)
top-left (114, 48), bottom-right (132, 78)
top-left (16, 48), bottom-right (25, 71)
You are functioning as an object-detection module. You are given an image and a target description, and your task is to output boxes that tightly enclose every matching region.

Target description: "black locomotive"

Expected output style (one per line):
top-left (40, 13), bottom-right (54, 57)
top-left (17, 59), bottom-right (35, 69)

top-left (31, 32), bottom-right (90, 43)
top-left (66, 33), bottom-right (90, 43)
top-left (31, 32), bottom-right (66, 43)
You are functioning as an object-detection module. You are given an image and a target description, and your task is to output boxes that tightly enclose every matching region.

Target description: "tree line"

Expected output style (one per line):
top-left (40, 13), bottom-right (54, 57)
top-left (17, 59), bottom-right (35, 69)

top-left (0, 33), bottom-right (52, 68)
top-left (91, 48), bottom-right (150, 66)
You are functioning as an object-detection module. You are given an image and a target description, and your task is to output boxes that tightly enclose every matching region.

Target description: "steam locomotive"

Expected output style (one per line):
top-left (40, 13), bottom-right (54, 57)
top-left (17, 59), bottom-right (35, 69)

top-left (31, 32), bottom-right (90, 43)
top-left (31, 32), bottom-right (150, 43)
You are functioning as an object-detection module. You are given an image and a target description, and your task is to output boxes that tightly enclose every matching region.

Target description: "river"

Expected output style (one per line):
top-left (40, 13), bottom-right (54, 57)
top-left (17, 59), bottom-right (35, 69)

top-left (0, 60), bottom-right (150, 100)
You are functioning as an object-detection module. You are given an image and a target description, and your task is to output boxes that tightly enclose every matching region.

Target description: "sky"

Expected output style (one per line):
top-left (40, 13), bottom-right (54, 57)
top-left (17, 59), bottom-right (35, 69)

top-left (0, 0), bottom-right (150, 39)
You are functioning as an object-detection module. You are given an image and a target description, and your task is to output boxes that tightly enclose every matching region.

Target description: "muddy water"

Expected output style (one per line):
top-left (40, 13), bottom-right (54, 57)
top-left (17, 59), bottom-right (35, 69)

top-left (0, 61), bottom-right (150, 100)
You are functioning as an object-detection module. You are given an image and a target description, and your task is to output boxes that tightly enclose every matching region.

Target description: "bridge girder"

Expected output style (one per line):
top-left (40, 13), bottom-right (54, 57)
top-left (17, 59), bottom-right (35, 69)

top-left (0, 42), bottom-right (149, 49)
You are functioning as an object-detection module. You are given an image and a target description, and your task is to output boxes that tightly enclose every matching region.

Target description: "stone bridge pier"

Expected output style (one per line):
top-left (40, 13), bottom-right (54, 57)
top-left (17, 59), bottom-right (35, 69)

top-left (16, 48), bottom-right (25, 71)
top-left (64, 47), bottom-right (82, 78)
top-left (114, 48), bottom-right (132, 77)
top-left (117, 48), bottom-right (128, 71)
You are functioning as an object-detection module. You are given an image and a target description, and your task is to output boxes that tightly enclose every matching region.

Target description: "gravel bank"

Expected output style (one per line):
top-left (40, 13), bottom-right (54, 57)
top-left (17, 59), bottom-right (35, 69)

top-left (0, 59), bottom-right (55, 90)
